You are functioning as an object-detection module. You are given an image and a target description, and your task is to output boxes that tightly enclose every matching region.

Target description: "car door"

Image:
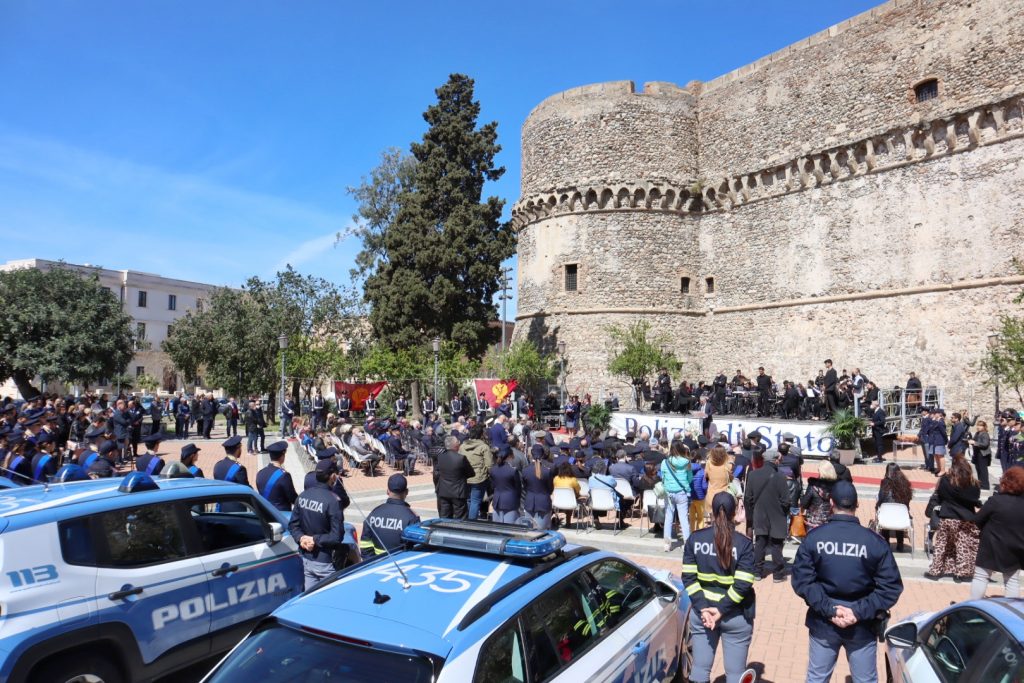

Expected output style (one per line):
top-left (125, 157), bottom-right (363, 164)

top-left (578, 559), bottom-right (679, 683)
top-left (519, 576), bottom-right (631, 682)
top-left (182, 494), bottom-right (302, 639)
top-left (90, 501), bottom-right (212, 664)
top-left (904, 607), bottom-right (1010, 683)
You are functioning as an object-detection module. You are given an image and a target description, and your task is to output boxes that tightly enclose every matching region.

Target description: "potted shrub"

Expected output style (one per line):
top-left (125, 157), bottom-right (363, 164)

top-left (825, 408), bottom-right (869, 465)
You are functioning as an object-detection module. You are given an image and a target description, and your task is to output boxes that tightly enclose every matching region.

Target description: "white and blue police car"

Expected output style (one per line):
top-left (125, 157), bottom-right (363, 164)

top-left (0, 471), bottom-right (303, 683)
top-left (201, 518), bottom-right (692, 682)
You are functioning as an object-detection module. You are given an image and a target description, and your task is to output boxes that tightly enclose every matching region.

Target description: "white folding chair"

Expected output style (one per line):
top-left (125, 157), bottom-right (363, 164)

top-left (552, 487), bottom-right (588, 532)
top-left (576, 478), bottom-right (590, 498)
top-left (876, 502), bottom-right (915, 557)
top-left (614, 478), bottom-right (637, 519)
top-left (639, 489), bottom-right (662, 536)
top-left (589, 487), bottom-right (621, 534)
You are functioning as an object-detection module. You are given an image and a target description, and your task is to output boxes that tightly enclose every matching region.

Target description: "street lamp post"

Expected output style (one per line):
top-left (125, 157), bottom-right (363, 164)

top-left (278, 333), bottom-right (289, 438)
top-left (556, 341), bottom-right (566, 424)
top-left (432, 337), bottom-right (441, 415)
top-left (988, 332), bottom-right (1000, 419)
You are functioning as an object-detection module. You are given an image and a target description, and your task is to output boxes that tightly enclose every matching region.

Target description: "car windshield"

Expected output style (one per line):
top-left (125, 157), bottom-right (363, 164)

top-left (205, 623), bottom-right (435, 683)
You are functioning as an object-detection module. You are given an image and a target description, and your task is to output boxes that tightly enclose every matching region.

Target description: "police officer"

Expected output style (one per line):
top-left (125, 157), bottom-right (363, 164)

top-left (359, 474), bottom-right (420, 558)
top-left (213, 435), bottom-right (249, 485)
top-left (303, 448), bottom-right (351, 508)
top-left (336, 390), bottom-right (351, 420)
top-left (87, 458), bottom-right (115, 479)
top-left (136, 433), bottom-right (165, 476)
top-left (682, 492), bottom-right (757, 683)
top-left (312, 390), bottom-right (325, 431)
top-left (791, 481), bottom-right (903, 683)
top-left (256, 441), bottom-right (297, 512)
top-left (30, 432), bottom-right (59, 482)
top-left (450, 394), bottom-right (462, 420)
top-left (180, 443), bottom-right (205, 478)
top-left (475, 392), bottom-right (490, 423)
top-left (363, 393), bottom-right (377, 419)
top-left (394, 395), bottom-right (408, 419)
top-left (175, 397), bottom-right (190, 440)
top-left (289, 458), bottom-right (343, 589)
top-left (421, 394), bottom-right (435, 418)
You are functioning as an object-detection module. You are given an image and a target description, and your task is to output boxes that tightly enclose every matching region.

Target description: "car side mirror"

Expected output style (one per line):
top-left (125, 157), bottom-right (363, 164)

top-left (655, 580), bottom-right (679, 603)
top-left (267, 521), bottom-right (284, 545)
top-left (884, 621), bottom-right (918, 649)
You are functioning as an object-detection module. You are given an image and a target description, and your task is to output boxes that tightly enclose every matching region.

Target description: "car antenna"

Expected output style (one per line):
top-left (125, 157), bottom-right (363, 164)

top-left (344, 486), bottom-right (411, 590)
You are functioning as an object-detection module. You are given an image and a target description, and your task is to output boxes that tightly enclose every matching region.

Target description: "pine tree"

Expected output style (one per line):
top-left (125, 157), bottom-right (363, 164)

top-left (363, 73), bottom-right (513, 359)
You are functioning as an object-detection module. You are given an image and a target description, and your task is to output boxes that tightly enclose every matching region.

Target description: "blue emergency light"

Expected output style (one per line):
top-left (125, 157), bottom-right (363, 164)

top-left (401, 518), bottom-right (566, 559)
top-left (118, 471), bottom-right (160, 493)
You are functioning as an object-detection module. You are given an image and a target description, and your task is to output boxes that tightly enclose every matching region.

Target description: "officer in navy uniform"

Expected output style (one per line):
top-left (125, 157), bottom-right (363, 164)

top-left (336, 391), bottom-right (351, 420)
top-left (87, 458), bottom-right (115, 479)
top-left (136, 433), bottom-right (166, 476)
top-left (3, 435), bottom-right (33, 484)
top-left (421, 395), bottom-right (435, 418)
top-left (256, 441), bottom-right (297, 512)
top-left (312, 390), bottom-right (325, 431)
top-left (30, 432), bottom-right (59, 482)
top-left (476, 393), bottom-right (490, 423)
top-left (791, 481), bottom-right (903, 683)
top-left (213, 436), bottom-right (248, 482)
top-left (180, 443), bottom-right (205, 478)
top-left (175, 398), bottom-right (190, 440)
top-left (359, 474), bottom-right (420, 558)
top-left (394, 395), bottom-right (409, 419)
top-left (870, 402), bottom-right (887, 463)
top-left (289, 458), bottom-right (344, 589)
top-left (363, 394), bottom-right (377, 419)
top-left (450, 394), bottom-right (463, 419)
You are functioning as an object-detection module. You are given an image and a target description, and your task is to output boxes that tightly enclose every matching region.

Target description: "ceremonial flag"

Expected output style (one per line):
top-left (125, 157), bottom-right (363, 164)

top-left (334, 381), bottom-right (388, 411)
top-left (473, 378), bottom-right (518, 404)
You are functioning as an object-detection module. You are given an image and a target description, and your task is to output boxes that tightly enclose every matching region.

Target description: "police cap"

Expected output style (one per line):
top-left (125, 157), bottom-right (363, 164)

top-left (181, 443), bottom-right (201, 459)
top-left (831, 480), bottom-right (858, 508)
top-left (98, 440), bottom-right (118, 455)
top-left (316, 447), bottom-right (338, 460)
top-left (222, 435), bottom-right (243, 450)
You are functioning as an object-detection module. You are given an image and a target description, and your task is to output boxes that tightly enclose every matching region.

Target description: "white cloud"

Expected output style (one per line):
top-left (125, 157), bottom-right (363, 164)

top-left (0, 129), bottom-right (352, 286)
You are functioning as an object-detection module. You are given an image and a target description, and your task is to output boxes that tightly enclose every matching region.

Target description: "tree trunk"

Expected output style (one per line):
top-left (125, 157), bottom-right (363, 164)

top-left (12, 370), bottom-right (40, 400)
top-left (411, 380), bottom-right (422, 420)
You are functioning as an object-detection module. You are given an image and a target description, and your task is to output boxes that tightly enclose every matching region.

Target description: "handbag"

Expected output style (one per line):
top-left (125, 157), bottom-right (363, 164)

top-left (789, 512), bottom-right (807, 538)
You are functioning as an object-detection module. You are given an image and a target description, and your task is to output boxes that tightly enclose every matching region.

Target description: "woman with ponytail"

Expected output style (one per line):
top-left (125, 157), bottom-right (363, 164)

top-left (681, 492), bottom-right (757, 683)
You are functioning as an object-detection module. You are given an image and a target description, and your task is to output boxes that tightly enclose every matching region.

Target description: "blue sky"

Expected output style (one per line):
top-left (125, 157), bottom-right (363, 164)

top-left (0, 0), bottom-right (880, 316)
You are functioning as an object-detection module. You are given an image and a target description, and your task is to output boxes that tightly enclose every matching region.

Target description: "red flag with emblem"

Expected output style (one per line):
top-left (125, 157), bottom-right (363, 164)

top-left (334, 381), bottom-right (388, 411)
top-left (472, 378), bottom-right (518, 405)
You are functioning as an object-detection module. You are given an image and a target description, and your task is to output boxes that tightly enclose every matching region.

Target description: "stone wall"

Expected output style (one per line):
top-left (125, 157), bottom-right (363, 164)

top-left (512, 0), bottom-right (1024, 414)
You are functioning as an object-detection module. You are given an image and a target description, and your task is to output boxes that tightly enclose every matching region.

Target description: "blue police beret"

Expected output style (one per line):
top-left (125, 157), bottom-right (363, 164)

top-left (222, 435), bottom-right (243, 449)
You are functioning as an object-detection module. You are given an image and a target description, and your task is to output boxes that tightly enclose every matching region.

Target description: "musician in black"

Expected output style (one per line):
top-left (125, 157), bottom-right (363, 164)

top-left (713, 371), bottom-right (728, 414)
top-left (656, 368), bottom-right (672, 413)
top-left (731, 369), bottom-right (747, 388)
top-left (755, 367), bottom-right (773, 417)
top-left (782, 381), bottom-right (801, 419)
top-left (823, 359), bottom-right (839, 417)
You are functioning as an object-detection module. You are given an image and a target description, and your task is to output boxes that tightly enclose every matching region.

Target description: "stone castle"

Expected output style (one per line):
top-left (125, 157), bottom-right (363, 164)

top-left (510, 0), bottom-right (1024, 411)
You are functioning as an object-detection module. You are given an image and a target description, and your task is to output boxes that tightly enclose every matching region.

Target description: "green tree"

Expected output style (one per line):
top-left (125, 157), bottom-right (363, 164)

top-left (359, 343), bottom-right (429, 398)
top-left (482, 339), bottom-right (557, 407)
top-left (343, 147), bottom-right (417, 280)
top-left (163, 267), bottom-right (362, 407)
top-left (606, 321), bottom-right (679, 410)
top-left (360, 73), bottom-right (514, 358)
top-left (981, 315), bottom-right (1024, 407)
top-left (436, 340), bottom-right (481, 399)
top-left (0, 264), bottom-right (135, 398)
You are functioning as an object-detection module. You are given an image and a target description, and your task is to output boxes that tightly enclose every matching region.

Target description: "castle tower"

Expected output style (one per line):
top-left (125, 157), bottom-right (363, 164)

top-left (512, 0), bottom-right (1024, 411)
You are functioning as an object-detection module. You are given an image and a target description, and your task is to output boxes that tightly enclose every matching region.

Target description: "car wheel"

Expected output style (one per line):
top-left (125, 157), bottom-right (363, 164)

top-left (32, 655), bottom-right (124, 683)
top-left (671, 606), bottom-right (694, 683)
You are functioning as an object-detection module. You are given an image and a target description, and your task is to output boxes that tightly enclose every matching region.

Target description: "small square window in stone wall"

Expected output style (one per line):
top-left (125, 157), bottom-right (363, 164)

top-left (681, 277), bottom-right (691, 294)
top-left (705, 277), bottom-right (715, 294)
top-left (565, 264), bottom-right (578, 291)
top-left (915, 79), bottom-right (939, 103)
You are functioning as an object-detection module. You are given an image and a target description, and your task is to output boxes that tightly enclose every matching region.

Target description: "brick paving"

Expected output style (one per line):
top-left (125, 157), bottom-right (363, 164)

top-left (149, 428), bottom-right (993, 683)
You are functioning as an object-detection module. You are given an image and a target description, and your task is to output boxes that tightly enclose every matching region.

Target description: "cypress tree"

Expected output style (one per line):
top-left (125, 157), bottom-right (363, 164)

top-left (364, 73), bottom-right (513, 358)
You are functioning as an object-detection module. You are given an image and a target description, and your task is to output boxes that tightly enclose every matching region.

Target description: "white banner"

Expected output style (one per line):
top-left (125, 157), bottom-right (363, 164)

top-left (608, 412), bottom-right (835, 457)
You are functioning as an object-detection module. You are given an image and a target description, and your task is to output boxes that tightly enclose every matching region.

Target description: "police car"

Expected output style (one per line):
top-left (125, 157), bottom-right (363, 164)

top-left (884, 597), bottom-right (1024, 683)
top-left (0, 472), bottom-right (303, 683)
top-left (202, 518), bottom-right (692, 682)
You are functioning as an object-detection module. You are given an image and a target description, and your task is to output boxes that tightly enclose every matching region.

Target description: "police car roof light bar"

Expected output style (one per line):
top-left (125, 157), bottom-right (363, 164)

top-left (118, 472), bottom-right (160, 493)
top-left (402, 519), bottom-right (566, 559)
